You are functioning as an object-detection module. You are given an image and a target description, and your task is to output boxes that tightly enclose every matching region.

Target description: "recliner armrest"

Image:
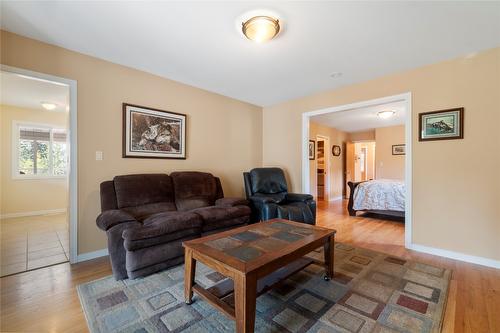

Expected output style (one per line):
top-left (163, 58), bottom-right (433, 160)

top-left (248, 194), bottom-right (281, 204)
top-left (215, 197), bottom-right (249, 207)
top-left (96, 209), bottom-right (138, 231)
top-left (286, 193), bottom-right (314, 203)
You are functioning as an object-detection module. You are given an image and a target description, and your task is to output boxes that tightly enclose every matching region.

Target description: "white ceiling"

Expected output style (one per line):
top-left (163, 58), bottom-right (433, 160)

top-left (0, 71), bottom-right (69, 112)
top-left (1, 1), bottom-right (499, 107)
top-left (311, 101), bottom-right (406, 133)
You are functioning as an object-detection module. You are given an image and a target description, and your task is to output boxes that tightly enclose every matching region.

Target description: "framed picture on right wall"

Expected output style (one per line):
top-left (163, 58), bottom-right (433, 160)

top-left (419, 107), bottom-right (464, 141)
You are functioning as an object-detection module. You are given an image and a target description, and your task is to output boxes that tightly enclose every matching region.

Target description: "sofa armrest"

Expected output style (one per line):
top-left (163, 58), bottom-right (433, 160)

top-left (215, 197), bottom-right (249, 207)
top-left (286, 193), bottom-right (314, 203)
top-left (96, 209), bottom-right (138, 231)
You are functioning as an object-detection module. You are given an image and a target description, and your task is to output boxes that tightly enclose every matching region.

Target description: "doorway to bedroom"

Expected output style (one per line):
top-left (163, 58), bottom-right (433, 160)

top-left (302, 93), bottom-right (412, 247)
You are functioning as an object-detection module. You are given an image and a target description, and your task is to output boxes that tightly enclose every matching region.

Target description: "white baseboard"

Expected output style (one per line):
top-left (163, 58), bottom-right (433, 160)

top-left (0, 208), bottom-right (67, 219)
top-left (76, 248), bottom-right (109, 263)
top-left (328, 196), bottom-right (344, 202)
top-left (409, 243), bottom-right (500, 269)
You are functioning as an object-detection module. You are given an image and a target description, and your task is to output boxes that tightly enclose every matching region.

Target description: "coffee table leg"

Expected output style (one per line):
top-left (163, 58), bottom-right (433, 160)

top-left (323, 235), bottom-right (335, 280)
top-left (234, 273), bottom-right (257, 333)
top-left (184, 248), bottom-right (196, 304)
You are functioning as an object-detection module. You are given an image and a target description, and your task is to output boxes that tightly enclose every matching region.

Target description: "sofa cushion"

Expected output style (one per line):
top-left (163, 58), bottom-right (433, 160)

top-left (215, 197), bottom-right (249, 207)
top-left (124, 211), bottom-right (202, 240)
top-left (122, 202), bottom-right (177, 221)
top-left (170, 172), bottom-right (218, 211)
top-left (114, 174), bottom-right (174, 209)
top-left (202, 215), bottom-right (249, 233)
top-left (193, 205), bottom-right (251, 232)
top-left (201, 216), bottom-right (249, 236)
top-left (124, 228), bottom-right (200, 251)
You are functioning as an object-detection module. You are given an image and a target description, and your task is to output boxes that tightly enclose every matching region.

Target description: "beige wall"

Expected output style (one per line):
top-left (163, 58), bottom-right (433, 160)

top-left (0, 105), bottom-right (69, 215)
top-left (264, 47), bottom-right (500, 261)
top-left (309, 122), bottom-right (347, 199)
top-left (375, 125), bottom-right (405, 180)
top-left (348, 130), bottom-right (375, 142)
top-left (1, 31), bottom-right (263, 254)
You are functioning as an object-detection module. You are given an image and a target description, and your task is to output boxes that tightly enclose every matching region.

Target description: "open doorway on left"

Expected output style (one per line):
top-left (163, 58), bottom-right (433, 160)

top-left (0, 70), bottom-right (70, 277)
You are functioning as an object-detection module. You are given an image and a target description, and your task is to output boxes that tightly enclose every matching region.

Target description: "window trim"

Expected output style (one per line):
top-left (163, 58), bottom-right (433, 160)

top-left (12, 121), bottom-right (68, 180)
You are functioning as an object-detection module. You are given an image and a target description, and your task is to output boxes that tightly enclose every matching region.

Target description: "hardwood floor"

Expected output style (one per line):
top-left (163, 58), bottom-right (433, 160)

top-left (1, 200), bottom-right (499, 332)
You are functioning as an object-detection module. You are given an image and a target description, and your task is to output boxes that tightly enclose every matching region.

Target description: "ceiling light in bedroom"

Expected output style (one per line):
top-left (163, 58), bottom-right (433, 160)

top-left (377, 110), bottom-right (395, 119)
top-left (41, 102), bottom-right (57, 110)
top-left (242, 16), bottom-right (280, 43)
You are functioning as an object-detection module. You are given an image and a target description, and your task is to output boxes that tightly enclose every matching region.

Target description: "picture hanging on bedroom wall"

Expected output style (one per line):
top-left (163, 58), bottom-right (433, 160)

top-left (123, 103), bottom-right (186, 159)
top-left (419, 107), bottom-right (464, 141)
top-left (332, 145), bottom-right (341, 156)
top-left (392, 144), bottom-right (405, 155)
top-left (309, 140), bottom-right (315, 160)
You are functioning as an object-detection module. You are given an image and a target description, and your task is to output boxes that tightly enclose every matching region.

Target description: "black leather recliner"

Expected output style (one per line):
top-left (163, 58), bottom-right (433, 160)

top-left (243, 168), bottom-right (316, 225)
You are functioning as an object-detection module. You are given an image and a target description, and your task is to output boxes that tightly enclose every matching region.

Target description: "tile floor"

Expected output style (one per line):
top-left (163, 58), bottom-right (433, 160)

top-left (0, 213), bottom-right (69, 277)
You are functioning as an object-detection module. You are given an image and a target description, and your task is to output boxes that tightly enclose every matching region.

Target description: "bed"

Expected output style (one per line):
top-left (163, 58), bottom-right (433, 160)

top-left (347, 179), bottom-right (405, 218)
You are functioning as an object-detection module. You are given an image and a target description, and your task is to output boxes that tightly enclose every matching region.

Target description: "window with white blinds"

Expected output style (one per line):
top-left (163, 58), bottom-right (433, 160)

top-left (14, 123), bottom-right (68, 178)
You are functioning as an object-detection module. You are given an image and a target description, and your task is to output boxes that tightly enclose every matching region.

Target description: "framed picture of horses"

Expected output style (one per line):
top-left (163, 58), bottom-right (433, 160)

top-left (419, 107), bottom-right (464, 142)
top-left (122, 103), bottom-right (186, 159)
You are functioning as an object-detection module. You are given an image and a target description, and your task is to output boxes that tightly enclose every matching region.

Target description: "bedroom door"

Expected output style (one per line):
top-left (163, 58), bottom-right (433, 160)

top-left (345, 142), bottom-right (355, 198)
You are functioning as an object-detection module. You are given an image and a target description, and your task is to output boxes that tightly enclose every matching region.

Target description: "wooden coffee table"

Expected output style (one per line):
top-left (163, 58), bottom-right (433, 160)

top-left (182, 219), bottom-right (336, 333)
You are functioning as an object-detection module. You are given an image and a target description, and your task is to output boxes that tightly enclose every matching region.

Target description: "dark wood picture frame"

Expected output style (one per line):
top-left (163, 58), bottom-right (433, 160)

top-left (392, 144), bottom-right (405, 155)
top-left (419, 107), bottom-right (464, 142)
top-left (332, 145), bottom-right (341, 156)
top-left (308, 140), bottom-right (315, 160)
top-left (122, 103), bottom-right (187, 159)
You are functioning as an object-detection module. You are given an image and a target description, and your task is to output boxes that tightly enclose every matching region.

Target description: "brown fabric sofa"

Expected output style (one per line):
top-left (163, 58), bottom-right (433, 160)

top-left (96, 172), bottom-right (250, 279)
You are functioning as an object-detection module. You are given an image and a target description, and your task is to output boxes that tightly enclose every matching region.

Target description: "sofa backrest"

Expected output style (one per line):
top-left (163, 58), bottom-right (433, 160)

top-left (170, 171), bottom-right (219, 211)
top-left (99, 172), bottom-right (225, 213)
top-left (249, 168), bottom-right (288, 195)
top-left (100, 180), bottom-right (118, 212)
top-left (113, 174), bottom-right (175, 209)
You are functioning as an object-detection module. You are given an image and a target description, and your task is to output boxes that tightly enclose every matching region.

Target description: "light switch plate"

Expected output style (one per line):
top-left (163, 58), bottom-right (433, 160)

top-left (95, 151), bottom-right (103, 161)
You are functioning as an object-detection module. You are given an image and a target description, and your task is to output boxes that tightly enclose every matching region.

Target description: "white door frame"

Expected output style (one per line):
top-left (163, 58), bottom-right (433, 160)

top-left (302, 92), bottom-right (412, 248)
top-left (1, 64), bottom-right (79, 263)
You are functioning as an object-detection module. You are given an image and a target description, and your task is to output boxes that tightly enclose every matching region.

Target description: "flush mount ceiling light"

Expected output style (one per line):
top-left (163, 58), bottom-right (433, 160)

top-left (377, 110), bottom-right (396, 119)
top-left (41, 102), bottom-right (57, 110)
top-left (242, 16), bottom-right (280, 43)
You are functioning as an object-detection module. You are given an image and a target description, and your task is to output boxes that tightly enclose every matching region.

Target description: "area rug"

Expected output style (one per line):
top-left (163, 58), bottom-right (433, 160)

top-left (77, 243), bottom-right (451, 333)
